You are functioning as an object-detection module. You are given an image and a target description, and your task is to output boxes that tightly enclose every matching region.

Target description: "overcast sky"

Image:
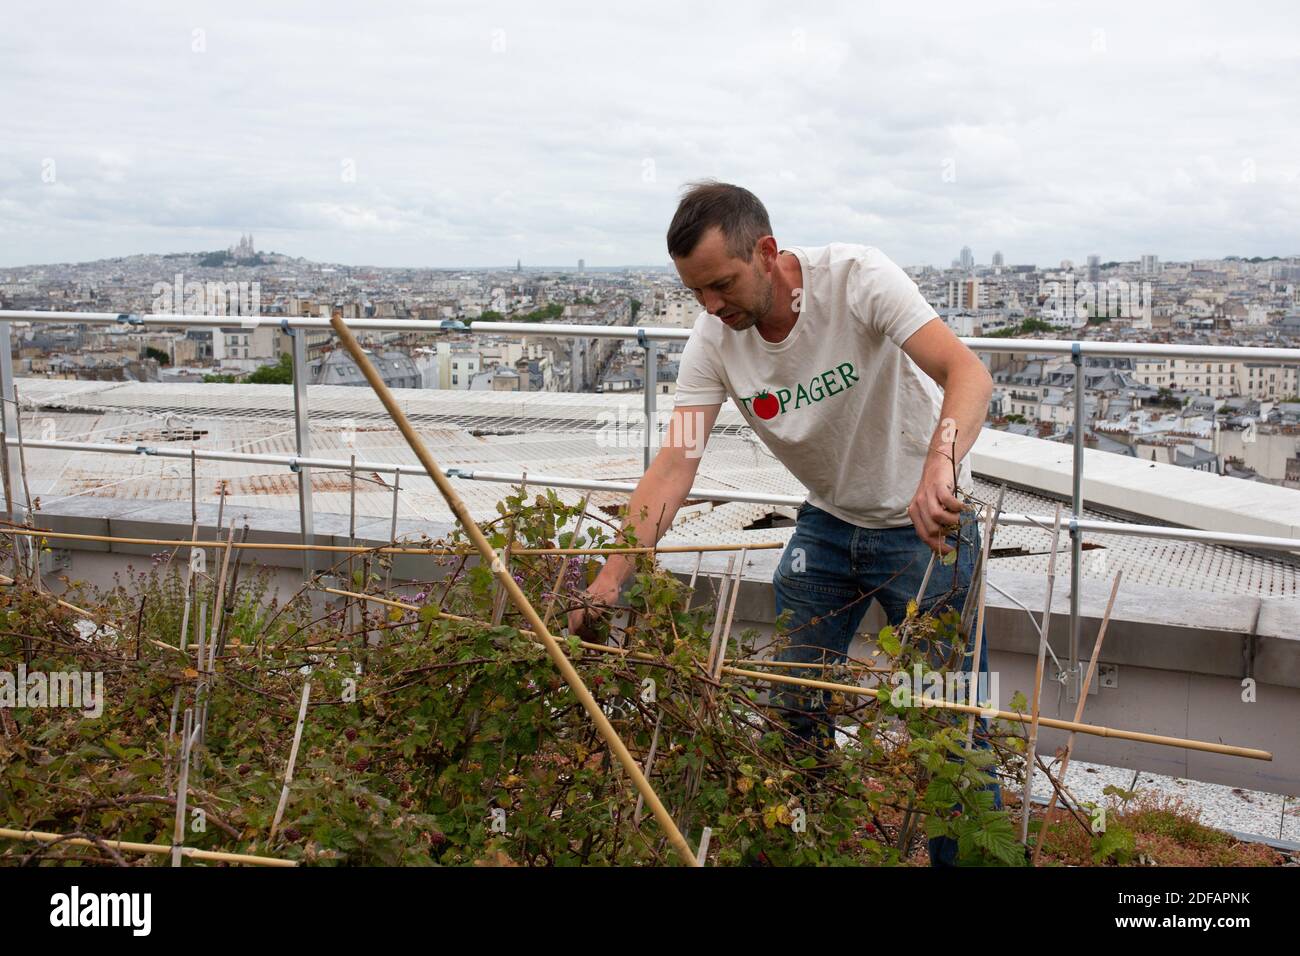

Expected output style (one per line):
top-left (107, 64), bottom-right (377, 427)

top-left (1, 1), bottom-right (1296, 269)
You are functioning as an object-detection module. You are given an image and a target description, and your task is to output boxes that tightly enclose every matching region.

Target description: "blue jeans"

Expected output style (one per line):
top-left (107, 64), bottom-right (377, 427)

top-left (771, 501), bottom-right (1003, 866)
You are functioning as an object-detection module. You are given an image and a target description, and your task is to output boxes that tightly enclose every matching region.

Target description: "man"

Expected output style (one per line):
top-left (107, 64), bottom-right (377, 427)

top-left (568, 181), bottom-right (1000, 865)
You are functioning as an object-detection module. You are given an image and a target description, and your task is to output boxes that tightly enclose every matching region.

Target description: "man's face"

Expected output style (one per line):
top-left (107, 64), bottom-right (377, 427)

top-left (673, 225), bottom-right (774, 332)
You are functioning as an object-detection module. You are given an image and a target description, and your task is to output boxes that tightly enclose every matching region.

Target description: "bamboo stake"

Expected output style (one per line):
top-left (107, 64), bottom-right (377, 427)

top-left (1021, 504), bottom-right (1063, 844)
top-left (964, 484), bottom-right (1005, 746)
top-left (713, 549), bottom-right (747, 681)
top-left (730, 656), bottom-right (882, 673)
top-left (695, 826), bottom-right (712, 865)
top-left (347, 453), bottom-right (357, 633)
top-left (206, 523), bottom-right (237, 675)
top-left (632, 710), bottom-right (664, 827)
top-left (0, 827), bottom-right (297, 867)
top-left (172, 709), bottom-right (197, 866)
top-left (541, 494), bottom-right (590, 628)
top-left (215, 480), bottom-right (228, 537)
top-left (0, 423), bottom-right (11, 516)
top-left (328, 313), bottom-right (699, 867)
top-left (269, 677), bottom-right (312, 844)
top-left (384, 465), bottom-right (401, 592)
top-left (216, 523), bottom-right (249, 658)
top-left (1031, 570), bottom-right (1122, 865)
top-left (914, 552), bottom-right (936, 606)
top-left (490, 470), bottom-right (522, 627)
top-left (687, 551), bottom-right (703, 592)
top-left (193, 604), bottom-right (206, 764)
top-left (0, 428), bottom-right (16, 582)
top-left (177, 521), bottom-right (201, 666)
top-left (313, 583), bottom-right (1272, 762)
top-left (704, 555), bottom-right (735, 677)
top-left (721, 664), bottom-right (1270, 761)
top-left (0, 573), bottom-right (100, 620)
top-left (0, 525), bottom-right (782, 557)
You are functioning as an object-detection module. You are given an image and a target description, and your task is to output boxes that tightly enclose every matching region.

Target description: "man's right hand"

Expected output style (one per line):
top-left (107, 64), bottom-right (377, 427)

top-left (566, 576), bottom-right (621, 640)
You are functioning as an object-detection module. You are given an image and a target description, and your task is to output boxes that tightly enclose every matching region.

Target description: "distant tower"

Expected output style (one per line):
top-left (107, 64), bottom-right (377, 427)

top-left (516, 258), bottom-right (521, 272)
top-left (1087, 254), bottom-right (1101, 282)
top-left (959, 246), bottom-right (974, 271)
top-left (1141, 254), bottom-right (1161, 275)
top-left (991, 250), bottom-right (1004, 268)
top-left (578, 258), bottom-right (585, 275)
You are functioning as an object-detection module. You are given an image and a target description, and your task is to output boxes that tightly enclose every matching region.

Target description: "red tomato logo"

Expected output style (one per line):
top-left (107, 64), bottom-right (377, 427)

top-left (751, 389), bottom-right (779, 419)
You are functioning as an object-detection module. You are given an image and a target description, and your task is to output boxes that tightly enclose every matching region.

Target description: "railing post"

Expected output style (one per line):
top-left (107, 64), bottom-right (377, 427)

top-left (286, 321), bottom-right (314, 581)
top-left (1068, 341), bottom-right (1084, 703)
top-left (640, 328), bottom-right (658, 472)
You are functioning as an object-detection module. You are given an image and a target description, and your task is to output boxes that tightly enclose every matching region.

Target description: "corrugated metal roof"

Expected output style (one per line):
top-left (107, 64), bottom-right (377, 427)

top-left (11, 378), bottom-right (1300, 598)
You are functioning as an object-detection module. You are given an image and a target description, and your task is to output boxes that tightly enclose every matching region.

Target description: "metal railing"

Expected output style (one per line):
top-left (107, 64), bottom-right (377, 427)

top-left (3, 308), bottom-right (1300, 703)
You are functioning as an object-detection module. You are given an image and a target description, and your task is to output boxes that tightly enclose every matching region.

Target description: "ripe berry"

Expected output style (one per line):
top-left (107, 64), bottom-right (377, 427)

top-left (429, 830), bottom-right (447, 846)
top-left (344, 728), bottom-right (358, 742)
top-left (236, 763), bottom-right (251, 776)
top-left (284, 827), bottom-right (301, 841)
top-left (352, 757), bottom-right (370, 772)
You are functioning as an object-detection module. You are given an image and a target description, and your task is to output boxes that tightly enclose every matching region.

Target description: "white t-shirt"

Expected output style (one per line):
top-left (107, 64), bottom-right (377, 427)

top-left (672, 242), bottom-right (970, 529)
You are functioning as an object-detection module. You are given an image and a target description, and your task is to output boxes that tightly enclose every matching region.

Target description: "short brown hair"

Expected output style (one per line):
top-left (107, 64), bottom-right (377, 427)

top-left (666, 180), bottom-right (772, 262)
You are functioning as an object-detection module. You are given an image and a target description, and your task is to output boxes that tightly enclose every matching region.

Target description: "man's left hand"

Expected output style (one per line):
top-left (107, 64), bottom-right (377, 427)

top-left (907, 458), bottom-right (965, 554)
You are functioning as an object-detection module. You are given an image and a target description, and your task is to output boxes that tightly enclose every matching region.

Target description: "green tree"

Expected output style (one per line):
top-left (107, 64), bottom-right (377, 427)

top-left (247, 353), bottom-right (294, 385)
top-left (143, 346), bottom-right (170, 366)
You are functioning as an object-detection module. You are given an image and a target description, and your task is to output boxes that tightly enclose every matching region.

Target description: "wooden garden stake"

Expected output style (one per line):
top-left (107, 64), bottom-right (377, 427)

top-left (0, 828), bottom-right (295, 867)
top-left (1021, 504), bottom-right (1063, 844)
top-left (633, 709), bottom-right (664, 827)
top-left (384, 465), bottom-right (401, 592)
top-left (1031, 570), bottom-right (1122, 866)
top-left (964, 484), bottom-right (1005, 747)
top-left (704, 555), bottom-right (735, 678)
top-left (328, 313), bottom-right (700, 867)
top-left (269, 677), bottom-right (312, 844)
top-left (541, 494), bottom-right (590, 628)
top-left (713, 549), bottom-right (747, 681)
top-left (172, 709), bottom-right (198, 866)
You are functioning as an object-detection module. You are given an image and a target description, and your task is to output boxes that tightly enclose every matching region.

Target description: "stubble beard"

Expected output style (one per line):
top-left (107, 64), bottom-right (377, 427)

top-left (722, 265), bottom-right (774, 334)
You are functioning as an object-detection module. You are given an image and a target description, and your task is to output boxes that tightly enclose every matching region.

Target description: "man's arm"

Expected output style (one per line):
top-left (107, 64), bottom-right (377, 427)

top-left (568, 403), bottom-right (720, 635)
top-left (898, 317), bottom-right (994, 553)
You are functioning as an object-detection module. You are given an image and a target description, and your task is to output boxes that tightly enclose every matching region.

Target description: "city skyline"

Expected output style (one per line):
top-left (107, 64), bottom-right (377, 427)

top-left (2, 2), bottom-right (1298, 269)
top-left (2, 237), bottom-right (1297, 276)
